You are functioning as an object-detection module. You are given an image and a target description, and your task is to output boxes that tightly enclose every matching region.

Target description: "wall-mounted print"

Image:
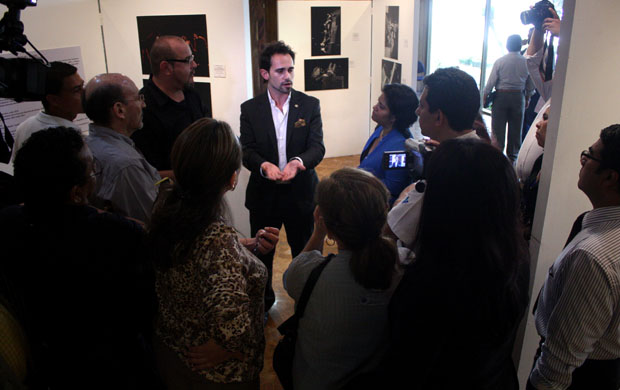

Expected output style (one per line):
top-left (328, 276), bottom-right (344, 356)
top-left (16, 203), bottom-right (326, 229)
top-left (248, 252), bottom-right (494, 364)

top-left (137, 15), bottom-right (209, 77)
top-left (141, 79), bottom-right (212, 118)
top-left (385, 6), bottom-right (399, 60)
top-left (381, 59), bottom-right (402, 88)
top-left (311, 7), bottom-right (341, 56)
top-left (304, 58), bottom-right (349, 91)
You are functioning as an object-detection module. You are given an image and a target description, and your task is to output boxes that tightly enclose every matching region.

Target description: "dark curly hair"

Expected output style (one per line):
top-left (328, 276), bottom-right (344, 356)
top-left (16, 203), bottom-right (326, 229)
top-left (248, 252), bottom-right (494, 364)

top-left (259, 41), bottom-right (295, 73)
top-left (14, 126), bottom-right (88, 207)
top-left (599, 124), bottom-right (620, 190)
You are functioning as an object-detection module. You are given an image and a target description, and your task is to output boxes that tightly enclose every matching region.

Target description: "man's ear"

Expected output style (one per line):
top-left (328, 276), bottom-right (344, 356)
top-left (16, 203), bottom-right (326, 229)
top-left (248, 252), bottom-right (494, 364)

top-left (435, 109), bottom-right (446, 127)
top-left (160, 61), bottom-right (172, 76)
top-left (259, 69), bottom-right (270, 82)
top-left (604, 169), bottom-right (620, 192)
top-left (112, 102), bottom-right (125, 121)
top-left (45, 94), bottom-right (60, 110)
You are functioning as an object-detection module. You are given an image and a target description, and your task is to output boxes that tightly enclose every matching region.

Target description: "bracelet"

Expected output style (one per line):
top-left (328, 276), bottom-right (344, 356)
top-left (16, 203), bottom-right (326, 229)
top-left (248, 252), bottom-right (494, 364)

top-left (252, 241), bottom-right (259, 254)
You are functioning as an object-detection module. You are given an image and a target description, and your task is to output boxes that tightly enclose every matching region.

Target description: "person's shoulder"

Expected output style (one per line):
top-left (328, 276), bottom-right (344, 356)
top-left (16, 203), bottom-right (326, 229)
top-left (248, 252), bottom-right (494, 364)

top-left (293, 89), bottom-right (319, 105)
top-left (241, 92), bottom-right (267, 109)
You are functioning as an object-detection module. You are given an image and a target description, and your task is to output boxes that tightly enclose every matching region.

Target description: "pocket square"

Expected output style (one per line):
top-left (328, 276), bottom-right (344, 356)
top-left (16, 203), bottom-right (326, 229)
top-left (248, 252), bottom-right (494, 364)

top-left (294, 118), bottom-right (306, 128)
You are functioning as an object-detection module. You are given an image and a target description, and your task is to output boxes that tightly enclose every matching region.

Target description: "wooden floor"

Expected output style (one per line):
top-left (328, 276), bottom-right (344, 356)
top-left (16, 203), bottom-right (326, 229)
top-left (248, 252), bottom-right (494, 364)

top-left (259, 154), bottom-right (360, 390)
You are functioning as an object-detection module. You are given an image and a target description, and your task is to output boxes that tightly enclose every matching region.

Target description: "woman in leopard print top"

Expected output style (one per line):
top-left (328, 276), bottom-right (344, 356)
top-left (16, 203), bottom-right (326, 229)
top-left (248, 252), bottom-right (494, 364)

top-left (148, 118), bottom-right (279, 389)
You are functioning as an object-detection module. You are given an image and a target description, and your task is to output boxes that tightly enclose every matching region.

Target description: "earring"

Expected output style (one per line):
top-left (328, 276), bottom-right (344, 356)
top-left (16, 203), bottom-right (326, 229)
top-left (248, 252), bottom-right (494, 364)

top-left (325, 237), bottom-right (335, 246)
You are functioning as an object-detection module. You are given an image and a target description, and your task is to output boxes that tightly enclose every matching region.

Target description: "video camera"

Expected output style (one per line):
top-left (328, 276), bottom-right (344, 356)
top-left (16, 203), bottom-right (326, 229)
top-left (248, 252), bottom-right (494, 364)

top-left (381, 138), bottom-right (430, 182)
top-left (0, 0), bottom-right (49, 102)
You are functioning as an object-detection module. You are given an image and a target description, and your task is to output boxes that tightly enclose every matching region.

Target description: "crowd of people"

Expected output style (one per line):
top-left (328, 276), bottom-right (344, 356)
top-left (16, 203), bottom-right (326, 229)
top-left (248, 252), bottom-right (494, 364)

top-left (1, 5), bottom-right (620, 390)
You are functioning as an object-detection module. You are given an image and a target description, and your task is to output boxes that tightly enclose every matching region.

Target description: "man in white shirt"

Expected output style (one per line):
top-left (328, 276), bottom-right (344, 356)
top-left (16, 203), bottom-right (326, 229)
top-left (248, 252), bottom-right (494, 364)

top-left (11, 61), bottom-right (84, 162)
top-left (240, 41), bottom-right (325, 310)
top-left (387, 67), bottom-right (481, 248)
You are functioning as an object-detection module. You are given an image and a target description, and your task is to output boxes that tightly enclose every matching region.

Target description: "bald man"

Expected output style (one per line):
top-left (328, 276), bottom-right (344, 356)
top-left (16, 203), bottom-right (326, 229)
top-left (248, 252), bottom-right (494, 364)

top-left (131, 35), bottom-right (208, 175)
top-left (84, 73), bottom-right (160, 222)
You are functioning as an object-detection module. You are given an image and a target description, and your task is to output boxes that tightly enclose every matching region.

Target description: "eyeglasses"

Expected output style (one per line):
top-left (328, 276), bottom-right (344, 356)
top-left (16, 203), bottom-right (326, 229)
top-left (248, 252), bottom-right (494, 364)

top-left (126, 94), bottom-right (145, 103)
top-left (165, 55), bottom-right (195, 65)
top-left (581, 150), bottom-right (603, 164)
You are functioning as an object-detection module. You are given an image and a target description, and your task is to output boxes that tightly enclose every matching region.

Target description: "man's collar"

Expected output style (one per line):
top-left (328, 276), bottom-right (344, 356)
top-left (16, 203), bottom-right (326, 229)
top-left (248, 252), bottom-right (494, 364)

top-left (267, 89), bottom-right (292, 108)
top-left (583, 206), bottom-right (620, 229)
top-left (146, 76), bottom-right (186, 107)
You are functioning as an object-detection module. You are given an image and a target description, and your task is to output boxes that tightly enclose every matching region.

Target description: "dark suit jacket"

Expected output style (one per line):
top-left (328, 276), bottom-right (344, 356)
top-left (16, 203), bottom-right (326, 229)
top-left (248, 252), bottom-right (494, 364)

top-left (240, 89), bottom-right (325, 215)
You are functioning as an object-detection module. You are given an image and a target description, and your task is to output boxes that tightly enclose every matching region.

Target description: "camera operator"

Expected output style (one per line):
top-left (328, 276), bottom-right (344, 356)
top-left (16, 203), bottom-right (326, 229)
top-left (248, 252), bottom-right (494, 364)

top-left (9, 61), bottom-right (84, 163)
top-left (386, 67), bottom-right (481, 248)
top-left (516, 3), bottom-right (560, 183)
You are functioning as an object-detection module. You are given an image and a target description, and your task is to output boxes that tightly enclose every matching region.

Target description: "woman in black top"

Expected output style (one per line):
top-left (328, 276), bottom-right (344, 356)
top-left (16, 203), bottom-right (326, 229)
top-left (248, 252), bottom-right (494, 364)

top-left (387, 139), bottom-right (530, 389)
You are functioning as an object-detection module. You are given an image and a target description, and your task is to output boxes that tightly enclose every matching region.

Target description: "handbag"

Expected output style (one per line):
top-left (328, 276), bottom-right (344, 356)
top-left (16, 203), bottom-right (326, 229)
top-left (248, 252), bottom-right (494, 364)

top-left (273, 254), bottom-right (334, 390)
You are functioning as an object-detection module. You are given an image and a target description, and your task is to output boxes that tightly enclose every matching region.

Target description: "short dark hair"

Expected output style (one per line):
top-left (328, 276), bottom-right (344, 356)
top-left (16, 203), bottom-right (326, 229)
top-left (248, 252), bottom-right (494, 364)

top-left (14, 127), bottom-right (87, 207)
top-left (382, 84), bottom-right (419, 136)
top-left (599, 124), bottom-right (620, 190)
top-left (506, 34), bottom-right (522, 52)
top-left (42, 61), bottom-right (78, 110)
top-left (259, 41), bottom-right (295, 72)
top-left (149, 35), bottom-right (186, 76)
top-left (423, 67), bottom-right (481, 132)
top-left (83, 82), bottom-right (126, 126)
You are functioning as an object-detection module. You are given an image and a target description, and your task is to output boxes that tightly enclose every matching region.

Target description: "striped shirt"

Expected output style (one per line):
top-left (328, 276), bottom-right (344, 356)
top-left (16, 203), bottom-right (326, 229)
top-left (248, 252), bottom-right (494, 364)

top-left (530, 206), bottom-right (620, 390)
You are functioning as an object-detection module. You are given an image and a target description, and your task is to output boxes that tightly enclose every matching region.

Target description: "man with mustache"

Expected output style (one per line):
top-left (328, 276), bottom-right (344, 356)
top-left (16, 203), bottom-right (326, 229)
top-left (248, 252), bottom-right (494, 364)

top-left (240, 41), bottom-right (325, 311)
top-left (131, 35), bottom-right (208, 178)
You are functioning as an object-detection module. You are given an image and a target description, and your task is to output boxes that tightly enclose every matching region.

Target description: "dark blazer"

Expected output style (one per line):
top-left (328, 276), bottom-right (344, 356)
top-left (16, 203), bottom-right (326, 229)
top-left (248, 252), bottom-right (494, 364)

top-left (240, 89), bottom-right (325, 215)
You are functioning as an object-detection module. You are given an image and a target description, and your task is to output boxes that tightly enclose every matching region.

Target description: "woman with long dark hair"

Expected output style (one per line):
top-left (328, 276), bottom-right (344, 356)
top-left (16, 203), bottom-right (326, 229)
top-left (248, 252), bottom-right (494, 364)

top-left (283, 167), bottom-right (405, 390)
top-left (359, 84), bottom-right (421, 205)
top-left (148, 118), bottom-right (279, 389)
top-left (387, 139), bottom-right (530, 389)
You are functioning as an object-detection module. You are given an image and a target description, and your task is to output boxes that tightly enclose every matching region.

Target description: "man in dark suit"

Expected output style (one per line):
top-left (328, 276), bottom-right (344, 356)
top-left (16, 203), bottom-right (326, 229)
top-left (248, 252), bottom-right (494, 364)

top-left (240, 41), bottom-right (325, 310)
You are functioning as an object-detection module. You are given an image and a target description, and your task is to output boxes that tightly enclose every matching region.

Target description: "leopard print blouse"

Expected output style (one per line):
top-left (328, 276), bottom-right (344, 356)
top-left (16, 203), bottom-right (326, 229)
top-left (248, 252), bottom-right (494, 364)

top-left (155, 220), bottom-right (267, 383)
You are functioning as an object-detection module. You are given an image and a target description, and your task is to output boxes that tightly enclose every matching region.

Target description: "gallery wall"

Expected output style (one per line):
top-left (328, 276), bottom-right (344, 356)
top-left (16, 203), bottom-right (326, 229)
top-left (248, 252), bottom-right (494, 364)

top-left (3, 0), bottom-right (254, 236)
top-left (370, 0), bottom-right (417, 136)
top-left (278, 0), bottom-right (373, 158)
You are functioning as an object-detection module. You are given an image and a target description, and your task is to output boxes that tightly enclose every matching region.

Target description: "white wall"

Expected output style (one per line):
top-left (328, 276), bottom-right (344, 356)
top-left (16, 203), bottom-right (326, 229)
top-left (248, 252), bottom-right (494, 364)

top-left (517, 0), bottom-right (620, 383)
top-left (370, 0), bottom-right (417, 131)
top-left (16, 0), bottom-right (107, 79)
top-left (278, 1), bottom-right (372, 158)
top-left (99, 0), bottom-right (253, 235)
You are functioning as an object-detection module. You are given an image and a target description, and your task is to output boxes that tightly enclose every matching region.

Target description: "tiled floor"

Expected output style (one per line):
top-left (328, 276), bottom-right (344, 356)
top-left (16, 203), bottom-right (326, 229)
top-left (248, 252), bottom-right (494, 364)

top-left (259, 154), bottom-right (360, 390)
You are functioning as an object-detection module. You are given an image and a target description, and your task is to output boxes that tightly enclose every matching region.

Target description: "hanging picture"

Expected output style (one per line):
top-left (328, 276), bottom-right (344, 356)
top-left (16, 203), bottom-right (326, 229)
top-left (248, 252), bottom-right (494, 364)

top-left (385, 6), bottom-right (399, 60)
top-left (381, 59), bottom-right (402, 88)
top-left (137, 15), bottom-right (209, 77)
top-left (304, 58), bottom-right (349, 91)
top-left (141, 79), bottom-right (212, 118)
top-left (311, 7), bottom-right (341, 56)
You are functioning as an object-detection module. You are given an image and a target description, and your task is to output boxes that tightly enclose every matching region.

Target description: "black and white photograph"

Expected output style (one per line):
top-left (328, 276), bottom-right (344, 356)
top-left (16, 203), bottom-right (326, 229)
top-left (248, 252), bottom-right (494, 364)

top-left (381, 59), bottom-right (402, 88)
top-left (137, 14), bottom-right (209, 77)
top-left (304, 58), bottom-right (349, 91)
top-left (311, 7), bottom-right (341, 56)
top-left (384, 6), bottom-right (399, 60)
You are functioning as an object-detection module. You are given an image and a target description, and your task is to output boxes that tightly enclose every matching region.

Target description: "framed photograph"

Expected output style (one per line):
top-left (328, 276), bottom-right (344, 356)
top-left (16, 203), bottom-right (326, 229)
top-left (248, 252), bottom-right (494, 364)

top-left (385, 6), bottom-right (399, 60)
top-left (311, 7), bottom-right (341, 56)
top-left (304, 58), bottom-right (349, 91)
top-left (137, 15), bottom-right (209, 77)
top-left (381, 59), bottom-right (402, 88)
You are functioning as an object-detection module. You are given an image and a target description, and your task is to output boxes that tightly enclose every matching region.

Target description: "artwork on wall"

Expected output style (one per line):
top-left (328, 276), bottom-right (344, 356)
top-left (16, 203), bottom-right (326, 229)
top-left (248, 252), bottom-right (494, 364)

top-left (141, 79), bottom-right (212, 118)
top-left (137, 14), bottom-right (209, 77)
top-left (384, 6), bottom-right (399, 60)
top-left (311, 7), bottom-right (341, 56)
top-left (304, 58), bottom-right (349, 91)
top-left (381, 59), bottom-right (402, 88)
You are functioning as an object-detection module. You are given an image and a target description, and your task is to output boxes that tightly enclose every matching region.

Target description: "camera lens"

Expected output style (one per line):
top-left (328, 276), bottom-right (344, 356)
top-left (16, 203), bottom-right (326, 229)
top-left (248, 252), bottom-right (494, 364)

top-left (520, 10), bottom-right (532, 25)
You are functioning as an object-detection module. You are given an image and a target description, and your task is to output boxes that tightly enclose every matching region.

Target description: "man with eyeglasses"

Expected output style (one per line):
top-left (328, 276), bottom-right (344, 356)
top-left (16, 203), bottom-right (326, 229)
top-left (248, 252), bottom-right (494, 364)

top-left (528, 124), bottom-right (620, 390)
top-left (84, 73), bottom-right (160, 223)
top-left (10, 61), bottom-right (85, 163)
top-left (131, 35), bottom-right (208, 177)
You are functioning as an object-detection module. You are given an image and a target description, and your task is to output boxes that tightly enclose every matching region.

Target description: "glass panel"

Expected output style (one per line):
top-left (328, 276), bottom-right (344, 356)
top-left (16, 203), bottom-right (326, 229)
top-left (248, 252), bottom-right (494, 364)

top-left (428, 0), bottom-right (487, 87)
top-left (484, 0), bottom-right (564, 89)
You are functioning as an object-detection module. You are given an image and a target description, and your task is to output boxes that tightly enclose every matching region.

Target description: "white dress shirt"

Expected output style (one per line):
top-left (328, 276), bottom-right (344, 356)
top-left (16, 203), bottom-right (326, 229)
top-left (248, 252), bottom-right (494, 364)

top-left (267, 90), bottom-right (291, 171)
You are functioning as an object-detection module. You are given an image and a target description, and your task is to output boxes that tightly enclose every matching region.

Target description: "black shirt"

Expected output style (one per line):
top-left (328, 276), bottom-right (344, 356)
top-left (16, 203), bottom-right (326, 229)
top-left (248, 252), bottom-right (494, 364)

top-left (131, 77), bottom-right (207, 170)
